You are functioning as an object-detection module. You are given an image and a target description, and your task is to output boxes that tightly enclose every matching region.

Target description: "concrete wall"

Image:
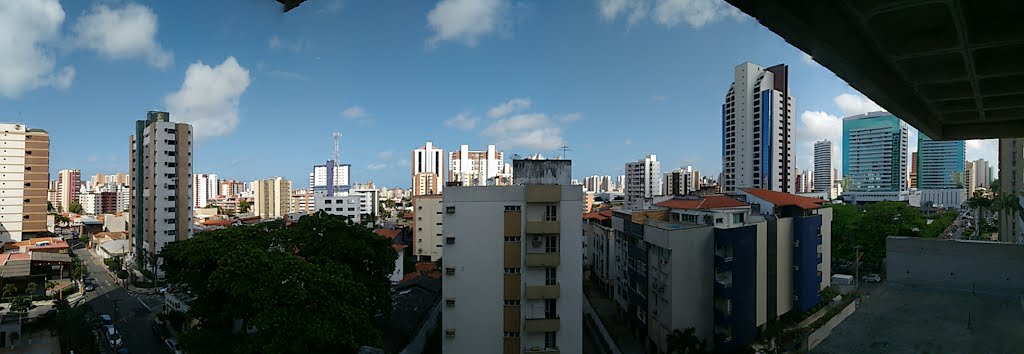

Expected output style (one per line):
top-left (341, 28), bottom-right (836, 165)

top-left (643, 223), bottom-right (714, 346)
top-left (887, 237), bottom-right (1024, 293)
top-left (512, 159), bottom-right (571, 185)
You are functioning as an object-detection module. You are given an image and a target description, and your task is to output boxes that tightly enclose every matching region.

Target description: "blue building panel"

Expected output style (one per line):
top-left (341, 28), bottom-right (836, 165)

top-left (760, 90), bottom-right (772, 190)
top-left (714, 225), bottom-right (758, 353)
top-left (793, 215), bottom-right (823, 312)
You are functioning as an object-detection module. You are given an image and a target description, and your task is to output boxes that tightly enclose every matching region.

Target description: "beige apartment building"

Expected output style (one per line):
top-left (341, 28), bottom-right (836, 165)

top-left (413, 194), bottom-right (443, 261)
top-left (0, 123), bottom-right (49, 242)
top-left (253, 177), bottom-right (292, 219)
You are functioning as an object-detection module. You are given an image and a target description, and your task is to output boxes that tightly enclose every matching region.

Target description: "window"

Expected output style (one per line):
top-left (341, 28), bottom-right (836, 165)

top-left (504, 268), bottom-right (521, 274)
top-left (545, 236), bottom-right (559, 253)
top-left (544, 331), bottom-right (557, 348)
top-left (544, 299), bottom-right (557, 319)
top-left (504, 332), bottom-right (520, 338)
top-left (545, 267), bottom-right (557, 285)
top-left (504, 236), bottom-right (521, 242)
top-left (732, 213), bottom-right (744, 223)
top-left (324, 199), bottom-right (332, 204)
top-left (503, 300), bottom-right (520, 306)
top-left (715, 217), bottom-right (723, 224)
top-left (348, 208), bottom-right (355, 211)
top-left (544, 205), bottom-right (558, 221)
top-left (504, 205), bottom-right (521, 212)
top-left (323, 208), bottom-right (332, 211)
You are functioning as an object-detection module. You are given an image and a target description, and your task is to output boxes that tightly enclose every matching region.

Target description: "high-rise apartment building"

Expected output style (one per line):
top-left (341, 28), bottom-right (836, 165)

top-left (722, 62), bottom-right (794, 193)
top-left (583, 175), bottom-right (613, 194)
top-left (917, 134), bottom-right (966, 208)
top-left (290, 189), bottom-right (315, 214)
top-left (842, 112), bottom-right (915, 205)
top-left (412, 142), bottom-right (444, 196)
top-left (412, 195), bottom-right (443, 261)
top-left (972, 158), bottom-right (991, 190)
top-left (219, 179), bottom-right (245, 198)
top-left (814, 140), bottom-right (833, 199)
top-left (253, 177), bottom-right (291, 219)
top-left (998, 138), bottom-right (1024, 243)
top-left (625, 154), bottom-right (661, 208)
top-left (448, 144), bottom-right (513, 186)
top-left (192, 173), bottom-right (219, 209)
top-left (0, 124), bottom-right (49, 242)
top-left (615, 175), bottom-right (625, 193)
top-left (909, 152), bottom-right (919, 189)
top-left (442, 159), bottom-right (583, 354)
top-left (309, 161), bottom-right (351, 196)
top-left (965, 161), bottom-right (976, 196)
top-left (129, 111), bottom-right (193, 275)
top-left (56, 169), bottom-right (81, 213)
top-left (664, 167), bottom-right (695, 196)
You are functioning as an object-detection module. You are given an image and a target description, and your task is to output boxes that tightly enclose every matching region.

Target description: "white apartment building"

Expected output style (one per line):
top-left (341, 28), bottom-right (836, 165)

top-left (412, 142), bottom-right (444, 196)
top-left (352, 188), bottom-right (380, 226)
top-left (663, 167), bottom-right (696, 196)
top-left (253, 177), bottom-right (292, 219)
top-left (310, 161), bottom-right (351, 196)
top-left (57, 169), bottom-right (81, 213)
top-left (313, 194), bottom-right (364, 224)
top-left (722, 62), bottom-right (795, 193)
top-left (625, 154), bottom-right (661, 209)
top-left (192, 173), bottom-right (218, 208)
top-left (129, 111), bottom-right (193, 275)
top-left (413, 195), bottom-right (443, 261)
top-left (448, 144), bottom-right (513, 186)
top-left (79, 192), bottom-right (101, 215)
top-left (0, 123), bottom-right (49, 242)
top-left (972, 158), bottom-right (991, 190)
top-left (813, 140), bottom-right (833, 199)
top-left (442, 159), bottom-right (582, 354)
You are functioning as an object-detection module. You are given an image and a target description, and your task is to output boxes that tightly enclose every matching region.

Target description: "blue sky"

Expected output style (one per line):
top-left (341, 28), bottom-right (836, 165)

top-left (0, 0), bottom-right (997, 188)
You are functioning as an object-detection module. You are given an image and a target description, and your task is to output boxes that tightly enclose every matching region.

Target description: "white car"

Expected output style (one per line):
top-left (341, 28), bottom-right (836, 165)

top-left (165, 338), bottom-right (183, 354)
top-left (107, 327), bottom-right (123, 348)
top-left (862, 274), bottom-right (882, 283)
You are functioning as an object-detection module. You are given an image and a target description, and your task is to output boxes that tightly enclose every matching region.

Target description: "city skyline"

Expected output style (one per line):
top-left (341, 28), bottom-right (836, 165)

top-left (1, 0), bottom-right (999, 188)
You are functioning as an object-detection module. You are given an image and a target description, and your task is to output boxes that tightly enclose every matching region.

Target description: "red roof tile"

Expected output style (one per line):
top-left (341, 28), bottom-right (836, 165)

top-left (582, 211), bottom-right (609, 221)
top-left (374, 229), bottom-right (402, 240)
top-left (655, 195), bottom-right (748, 210)
top-left (201, 219), bottom-right (235, 226)
top-left (415, 262), bottom-right (437, 273)
top-left (7, 253), bottom-right (30, 261)
top-left (739, 188), bottom-right (826, 210)
top-left (391, 244), bottom-right (408, 252)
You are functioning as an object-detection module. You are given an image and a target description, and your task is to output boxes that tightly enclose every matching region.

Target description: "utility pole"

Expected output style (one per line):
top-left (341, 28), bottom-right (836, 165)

top-left (854, 246), bottom-right (863, 292)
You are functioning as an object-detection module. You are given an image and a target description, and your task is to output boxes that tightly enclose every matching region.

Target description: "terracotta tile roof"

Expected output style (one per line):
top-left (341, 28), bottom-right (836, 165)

top-left (94, 232), bottom-right (128, 239)
top-left (375, 229), bottom-right (402, 240)
top-left (582, 211), bottom-right (609, 221)
top-left (401, 212), bottom-right (414, 220)
top-left (391, 244), bottom-right (408, 252)
top-left (739, 188), bottom-right (826, 210)
top-left (7, 253), bottom-right (30, 261)
top-left (201, 219), bottom-right (235, 226)
top-left (415, 262), bottom-right (437, 273)
top-left (655, 195), bottom-right (748, 210)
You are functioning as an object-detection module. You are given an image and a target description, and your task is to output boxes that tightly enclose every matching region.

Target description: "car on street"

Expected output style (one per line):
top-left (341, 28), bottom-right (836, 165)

top-left (165, 338), bottom-right (184, 354)
top-left (84, 284), bottom-right (96, 292)
top-left (99, 314), bottom-right (113, 327)
top-left (862, 274), bottom-right (882, 283)
top-left (107, 327), bottom-right (123, 348)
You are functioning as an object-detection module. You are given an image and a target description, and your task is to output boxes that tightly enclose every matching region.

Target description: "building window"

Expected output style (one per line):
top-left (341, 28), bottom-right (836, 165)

top-left (545, 267), bottom-right (557, 285)
top-left (715, 217), bottom-right (723, 224)
top-left (503, 300), bottom-right (520, 306)
top-left (504, 332), bottom-right (520, 338)
top-left (324, 199), bottom-right (332, 204)
top-left (544, 299), bottom-right (557, 319)
top-left (545, 236), bottom-right (559, 253)
top-left (732, 213), bottom-right (744, 223)
top-left (545, 331), bottom-right (557, 348)
top-left (504, 205), bottom-right (521, 212)
top-left (504, 268), bottom-right (521, 274)
top-left (544, 205), bottom-right (558, 221)
top-left (504, 236), bottom-right (521, 242)
top-left (323, 208), bottom-right (332, 211)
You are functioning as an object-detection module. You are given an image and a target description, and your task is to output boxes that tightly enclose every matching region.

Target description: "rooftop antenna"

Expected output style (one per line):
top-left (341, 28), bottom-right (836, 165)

top-left (332, 132), bottom-right (341, 166)
top-left (558, 145), bottom-right (572, 160)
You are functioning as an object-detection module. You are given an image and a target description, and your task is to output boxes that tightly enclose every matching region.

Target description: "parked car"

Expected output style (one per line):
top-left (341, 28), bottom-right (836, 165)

top-left (107, 327), bottom-right (123, 348)
top-left (99, 314), bottom-right (113, 327)
top-left (862, 274), bottom-right (882, 283)
top-left (84, 284), bottom-right (96, 292)
top-left (165, 338), bottom-right (183, 354)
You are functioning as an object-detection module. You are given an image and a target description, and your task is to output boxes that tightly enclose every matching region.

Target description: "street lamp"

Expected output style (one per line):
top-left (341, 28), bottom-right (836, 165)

top-left (854, 245), bottom-right (863, 292)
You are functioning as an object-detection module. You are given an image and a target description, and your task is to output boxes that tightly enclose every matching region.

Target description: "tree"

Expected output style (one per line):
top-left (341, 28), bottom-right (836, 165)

top-left (666, 327), bottom-right (710, 354)
top-left (160, 211), bottom-right (397, 353)
top-left (25, 283), bottom-right (37, 298)
top-left (966, 191), bottom-right (993, 238)
top-left (68, 202), bottom-right (83, 214)
top-left (2, 284), bottom-right (16, 300)
top-left (47, 201), bottom-right (55, 212)
top-left (54, 297), bottom-right (97, 354)
top-left (828, 202), bottom-right (925, 272)
top-left (238, 200), bottom-right (251, 214)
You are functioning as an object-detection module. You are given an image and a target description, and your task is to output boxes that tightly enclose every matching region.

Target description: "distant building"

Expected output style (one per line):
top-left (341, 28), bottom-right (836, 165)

top-left (310, 161), bottom-right (351, 196)
top-left (129, 111), bottom-right (193, 275)
top-left (253, 177), bottom-right (291, 219)
top-left (917, 134), bottom-right (966, 208)
top-left (289, 189), bottom-right (315, 214)
top-left (0, 123), bottom-right (49, 242)
top-left (625, 154), bottom-right (661, 209)
top-left (412, 142), bottom-right (444, 196)
top-left (909, 152), bottom-right (918, 189)
top-left (448, 144), bottom-right (513, 186)
top-left (722, 62), bottom-right (795, 193)
top-left (57, 169), bottom-right (81, 213)
top-left (219, 180), bottom-right (245, 198)
top-left (814, 140), bottom-right (833, 198)
top-left (663, 167), bottom-right (696, 196)
top-left (965, 161), bottom-right (976, 196)
top-left (972, 158), bottom-right (991, 190)
top-left (412, 195), bottom-right (442, 262)
top-left (442, 159), bottom-right (582, 354)
top-left (841, 112), bottom-right (917, 205)
top-left (998, 138), bottom-right (1024, 243)
top-left (313, 194), bottom-right (364, 224)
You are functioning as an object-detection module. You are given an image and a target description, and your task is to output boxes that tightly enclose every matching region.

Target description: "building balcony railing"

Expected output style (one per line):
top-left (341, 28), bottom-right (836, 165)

top-left (526, 221), bottom-right (560, 234)
top-left (525, 252), bottom-right (560, 267)
top-left (524, 318), bottom-right (560, 332)
top-left (525, 285), bottom-right (560, 299)
top-left (525, 348), bottom-right (559, 354)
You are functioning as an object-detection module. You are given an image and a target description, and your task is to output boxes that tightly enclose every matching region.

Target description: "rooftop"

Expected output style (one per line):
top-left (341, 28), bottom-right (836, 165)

top-left (655, 195), bottom-right (749, 210)
top-left (582, 210), bottom-right (613, 221)
top-left (374, 229), bottom-right (402, 240)
top-left (740, 188), bottom-right (828, 210)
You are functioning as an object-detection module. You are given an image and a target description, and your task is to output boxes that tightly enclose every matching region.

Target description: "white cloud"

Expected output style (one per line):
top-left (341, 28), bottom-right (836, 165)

top-left (444, 112), bottom-right (480, 131)
top-left (487, 98), bottom-right (531, 118)
top-left (376, 151), bottom-right (396, 160)
top-left (268, 35), bottom-right (309, 52)
top-left (367, 163), bottom-right (389, 171)
top-left (624, 138), bottom-right (633, 145)
top-left (600, 0), bottom-right (744, 28)
top-left (834, 93), bottom-right (884, 117)
top-left (426, 0), bottom-right (505, 47)
top-left (341, 106), bottom-right (368, 120)
top-left (266, 70), bottom-right (305, 80)
top-left (795, 110), bottom-right (843, 173)
top-left (481, 113), bottom-right (564, 150)
top-left (73, 3), bottom-right (172, 68)
top-left (0, 0), bottom-right (74, 98)
top-left (164, 57), bottom-right (251, 140)
top-left (966, 139), bottom-right (998, 167)
top-left (559, 112), bottom-right (582, 123)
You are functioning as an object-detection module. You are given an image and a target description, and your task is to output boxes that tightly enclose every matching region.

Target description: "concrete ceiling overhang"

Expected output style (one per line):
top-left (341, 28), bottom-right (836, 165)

top-left (726, 0), bottom-right (1024, 140)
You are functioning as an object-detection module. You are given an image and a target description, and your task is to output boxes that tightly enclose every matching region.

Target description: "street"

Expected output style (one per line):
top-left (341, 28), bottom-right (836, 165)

top-left (74, 248), bottom-right (168, 354)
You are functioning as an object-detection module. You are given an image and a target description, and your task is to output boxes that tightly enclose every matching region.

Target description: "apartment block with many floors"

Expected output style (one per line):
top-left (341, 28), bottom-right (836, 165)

top-left (813, 140), bottom-right (833, 199)
top-left (625, 154), bottom-right (661, 209)
top-left (442, 159), bottom-right (582, 354)
top-left (192, 173), bottom-right (218, 209)
top-left (448, 144), bottom-right (513, 186)
top-left (412, 142), bottom-right (444, 196)
top-left (842, 112), bottom-right (916, 205)
top-left (999, 138), bottom-right (1024, 243)
top-left (56, 169), bottom-right (80, 213)
top-left (722, 62), bottom-right (795, 194)
top-left (129, 111), bottom-right (193, 276)
top-left (253, 177), bottom-right (291, 219)
top-left (0, 124), bottom-right (49, 242)
top-left (413, 194), bottom-right (443, 262)
top-left (916, 134), bottom-right (966, 208)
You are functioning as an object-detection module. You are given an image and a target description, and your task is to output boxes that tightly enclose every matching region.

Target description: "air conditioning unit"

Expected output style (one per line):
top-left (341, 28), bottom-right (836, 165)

top-left (446, 237), bottom-right (456, 245)
top-left (445, 328), bottom-right (456, 337)
top-left (445, 298), bottom-right (456, 306)
top-left (445, 267), bottom-right (455, 275)
top-left (532, 236), bottom-right (543, 247)
top-left (445, 206), bottom-right (456, 214)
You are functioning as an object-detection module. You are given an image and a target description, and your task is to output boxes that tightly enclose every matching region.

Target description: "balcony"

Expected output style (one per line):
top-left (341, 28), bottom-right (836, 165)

top-left (525, 253), bottom-right (560, 267)
top-left (527, 221), bottom-right (559, 234)
top-left (525, 285), bottom-right (560, 299)
top-left (526, 185), bottom-right (561, 203)
top-left (524, 318), bottom-right (560, 332)
top-left (525, 348), bottom-right (560, 354)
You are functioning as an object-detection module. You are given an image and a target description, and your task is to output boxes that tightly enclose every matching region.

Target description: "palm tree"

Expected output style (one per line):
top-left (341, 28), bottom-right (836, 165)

top-left (966, 191), bottom-right (993, 239)
top-left (2, 284), bottom-right (15, 301)
top-left (993, 192), bottom-right (1023, 239)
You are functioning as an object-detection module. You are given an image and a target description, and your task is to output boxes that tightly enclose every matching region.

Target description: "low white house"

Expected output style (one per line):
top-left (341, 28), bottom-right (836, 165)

top-left (97, 239), bottom-right (130, 259)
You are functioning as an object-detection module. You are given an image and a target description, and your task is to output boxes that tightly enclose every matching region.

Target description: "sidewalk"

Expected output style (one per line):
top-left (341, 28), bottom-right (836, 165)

top-left (583, 280), bottom-right (645, 354)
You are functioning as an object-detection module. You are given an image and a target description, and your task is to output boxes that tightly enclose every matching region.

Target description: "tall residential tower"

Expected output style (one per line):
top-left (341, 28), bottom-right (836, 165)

top-left (0, 124), bottom-right (49, 242)
top-left (448, 144), bottom-right (513, 186)
top-left (625, 154), bottom-right (661, 208)
top-left (841, 112), bottom-right (913, 205)
top-left (813, 140), bottom-right (833, 199)
top-left (722, 62), bottom-right (794, 193)
top-left (412, 142), bottom-right (444, 196)
top-left (917, 134), bottom-right (966, 207)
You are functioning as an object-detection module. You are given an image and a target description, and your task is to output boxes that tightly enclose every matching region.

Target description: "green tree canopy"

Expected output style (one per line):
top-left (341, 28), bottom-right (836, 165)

top-left (238, 200), bottom-right (251, 214)
top-left (828, 201), bottom-right (926, 272)
top-left (666, 327), bottom-right (710, 354)
top-left (68, 202), bottom-right (83, 214)
top-left (160, 211), bottom-right (397, 353)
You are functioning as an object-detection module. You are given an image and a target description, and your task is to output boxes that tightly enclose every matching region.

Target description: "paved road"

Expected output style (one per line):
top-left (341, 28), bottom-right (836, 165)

top-left (75, 248), bottom-right (168, 354)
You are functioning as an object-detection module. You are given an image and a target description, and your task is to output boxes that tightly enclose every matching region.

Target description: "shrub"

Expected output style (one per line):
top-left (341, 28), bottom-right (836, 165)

top-left (116, 270), bottom-right (128, 279)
